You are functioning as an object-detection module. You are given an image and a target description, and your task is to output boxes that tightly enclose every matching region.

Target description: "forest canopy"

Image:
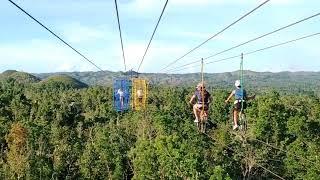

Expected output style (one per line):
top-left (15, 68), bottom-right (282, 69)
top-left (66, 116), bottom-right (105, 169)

top-left (0, 71), bottom-right (319, 179)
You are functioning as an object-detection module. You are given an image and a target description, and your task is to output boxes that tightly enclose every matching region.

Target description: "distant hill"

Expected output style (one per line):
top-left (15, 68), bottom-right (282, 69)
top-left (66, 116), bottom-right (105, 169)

top-left (2, 70), bottom-right (319, 93)
top-left (38, 75), bottom-right (88, 89)
top-left (2, 70), bottom-right (19, 76)
top-left (34, 70), bottom-right (319, 90)
top-left (0, 71), bottom-right (40, 84)
top-left (35, 70), bottom-right (119, 86)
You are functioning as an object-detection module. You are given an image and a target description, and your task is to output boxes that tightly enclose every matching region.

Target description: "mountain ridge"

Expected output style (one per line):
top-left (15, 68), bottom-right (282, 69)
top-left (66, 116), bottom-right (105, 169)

top-left (30, 70), bottom-right (320, 94)
top-left (1, 70), bottom-right (319, 92)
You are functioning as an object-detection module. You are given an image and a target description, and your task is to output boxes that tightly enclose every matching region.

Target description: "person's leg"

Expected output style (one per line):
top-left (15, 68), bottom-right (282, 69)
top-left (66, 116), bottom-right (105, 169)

top-left (203, 105), bottom-right (208, 117)
top-left (193, 104), bottom-right (200, 121)
top-left (196, 104), bottom-right (202, 120)
top-left (233, 110), bottom-right (239, 127)
top-left (120, 97), bottom-right (124, 108)
top-left (233, 102), bottom-right (240, 130)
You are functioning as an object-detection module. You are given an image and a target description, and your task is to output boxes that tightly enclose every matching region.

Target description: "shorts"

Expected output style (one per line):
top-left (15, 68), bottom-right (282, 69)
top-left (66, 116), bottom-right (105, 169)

top-left (234, 101), bottom-right (247, 111)
top-left (196, 104), bottom-right (209, 111)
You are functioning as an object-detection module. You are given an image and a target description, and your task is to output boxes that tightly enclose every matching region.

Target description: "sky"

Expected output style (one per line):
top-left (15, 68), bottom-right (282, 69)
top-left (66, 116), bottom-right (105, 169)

top-left (0, 0), bottom-right (319, 73)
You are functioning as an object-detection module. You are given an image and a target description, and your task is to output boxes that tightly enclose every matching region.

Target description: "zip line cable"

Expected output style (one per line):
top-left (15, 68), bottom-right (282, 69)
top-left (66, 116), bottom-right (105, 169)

top-left (210, 32), bottom-right (320, 63)
top-left (170, 54), bottom-right (242, 73)
top-left (255, 163), bottom-right (286, 180)
top-left (169, 32), bottom-right (320, 73)
top-left (252, 138), bottom-right (318, 166)
top-left (204, 133), bottom-right (286, 180)
top-left (165, 12), bottom-right (320, 73)
top-left (242, 156), bottom-right (286, 180)
top-left (206, 131), bottom-right (313, 179)
top-left (114, 0), bottom-right (127, 72)
top-left (137, 0), bottom-right (169, 73)
top-left (205, 12), bottom-right (320, 59)
top-left (159, 0), bottom-right (271, 72)
top-left (172, 32), bottom-right (320, 72)
top-left (8, 0), bottom-right (104, 72)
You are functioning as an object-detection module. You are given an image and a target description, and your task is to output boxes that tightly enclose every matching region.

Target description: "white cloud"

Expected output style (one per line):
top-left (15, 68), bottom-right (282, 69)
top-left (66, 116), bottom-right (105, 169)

top-left (78, 64), bottom-right (97, 72)
top-left (0, 39), bottom-right (73, 62)
top-left (125, 0), bottom-right (303, 16)
top-left (122, 42), bottom-right (145, 68)
top-left (132, 41), bottom-right (197, 71)
top-left (175, 30), bottom-right (253, 43)
top-left (171, 0), bottom-right (303, 6)
top-left (270, 0), bottom-right (303, 5)
top-left (0, 39), bottom-right (102, 73)
top-left (6, 0), bottom-right (111, 18)
top-left (178, 31), bottom-right (212, 39)
top-left (56, 62), bottom-right (76, 72)
top-left (171, 0), bottom-right (237, 6)
top-left (108, 40), bottom-right (193, 72)
top-left (0, 38), bottom-right (159, 73)
top-left (128, 0), bottom-right (161, 11)
top-left (60, 23), bottom-right (110, 43)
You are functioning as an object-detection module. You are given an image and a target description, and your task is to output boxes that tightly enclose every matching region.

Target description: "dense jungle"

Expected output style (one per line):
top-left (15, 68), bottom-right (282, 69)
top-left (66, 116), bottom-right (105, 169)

top-left (0, 71), bottom-right (319, 179)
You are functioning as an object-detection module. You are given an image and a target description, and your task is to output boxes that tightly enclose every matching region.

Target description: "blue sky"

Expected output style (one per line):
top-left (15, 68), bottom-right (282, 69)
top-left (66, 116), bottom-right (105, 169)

top-left (0, 0), bottom-right (319, 73)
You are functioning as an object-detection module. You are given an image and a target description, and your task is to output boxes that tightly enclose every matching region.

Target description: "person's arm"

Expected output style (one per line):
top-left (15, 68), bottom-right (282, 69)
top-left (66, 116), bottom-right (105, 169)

top-left (225, 91), bottom-right (235, 103)
top-left (189, 95), bottom-right (196, 104)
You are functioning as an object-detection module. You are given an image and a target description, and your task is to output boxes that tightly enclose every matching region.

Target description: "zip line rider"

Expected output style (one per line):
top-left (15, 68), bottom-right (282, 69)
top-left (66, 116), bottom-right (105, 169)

top-left (137, 88), bottom-right (143, 103)
top-left (225, 80), bottom-right (255, 130)
top-left (117, 88), bottom-right (125, 109)
top-left (189, 83), bottom-right (212, 123)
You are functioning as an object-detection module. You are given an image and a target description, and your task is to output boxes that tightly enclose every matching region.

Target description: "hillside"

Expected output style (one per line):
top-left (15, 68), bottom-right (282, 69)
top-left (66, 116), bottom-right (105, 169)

top-left (35, 70), bottom-right (320, 92)
top-left (0, 71), bottom-right (40, 84)
top-left (1, 69), bottom-right (318, 93)
top-left (38, 75), bottom-right (88, 89)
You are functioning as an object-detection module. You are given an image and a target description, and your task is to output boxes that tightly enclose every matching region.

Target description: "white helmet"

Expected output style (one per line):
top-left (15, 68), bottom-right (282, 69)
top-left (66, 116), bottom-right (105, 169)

top-left (235, 80), bottom-right (241, 87)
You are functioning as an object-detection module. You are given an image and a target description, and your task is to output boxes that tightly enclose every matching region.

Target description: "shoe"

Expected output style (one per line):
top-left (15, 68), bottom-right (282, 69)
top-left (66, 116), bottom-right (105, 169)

top-left (233, 125), bottom-right (239, 130)
top-left (194, 119), bottom-right (199, 123)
